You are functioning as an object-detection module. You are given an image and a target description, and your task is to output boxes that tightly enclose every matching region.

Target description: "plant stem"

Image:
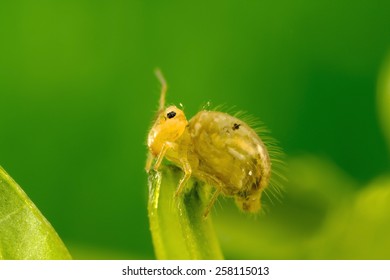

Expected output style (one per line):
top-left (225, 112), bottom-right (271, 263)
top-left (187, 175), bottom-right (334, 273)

top-left (147, 165), bottom-right (223, 259)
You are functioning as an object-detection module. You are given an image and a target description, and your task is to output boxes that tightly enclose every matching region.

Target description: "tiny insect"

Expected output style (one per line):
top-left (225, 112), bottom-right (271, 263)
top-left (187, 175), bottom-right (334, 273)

top-left (146, 69), bottom-right (281, 217)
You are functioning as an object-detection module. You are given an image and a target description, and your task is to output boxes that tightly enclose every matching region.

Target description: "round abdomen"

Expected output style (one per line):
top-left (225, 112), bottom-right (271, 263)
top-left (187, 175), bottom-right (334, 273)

top-left (188, 111), bottom-right (271, 212)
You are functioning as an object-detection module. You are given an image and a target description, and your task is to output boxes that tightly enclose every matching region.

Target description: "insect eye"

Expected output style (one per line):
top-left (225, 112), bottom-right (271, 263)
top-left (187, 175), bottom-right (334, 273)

top-left (167, 111), bottom-right (176, 119)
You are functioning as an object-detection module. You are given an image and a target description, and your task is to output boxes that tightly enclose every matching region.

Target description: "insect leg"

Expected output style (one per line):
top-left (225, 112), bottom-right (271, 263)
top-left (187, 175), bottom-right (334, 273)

top-left (174, 158), bottom-right (192, 197)
top-left (194, 170), bottom-right (224, 218)
top-left (153, 141), bottom-right (175, 171)
top-left (204, 185), bottom-right (222, 218)
top-left (154, 68), bottom-right (167, 112)
top-left (145, 152), bottom-right (154, 172)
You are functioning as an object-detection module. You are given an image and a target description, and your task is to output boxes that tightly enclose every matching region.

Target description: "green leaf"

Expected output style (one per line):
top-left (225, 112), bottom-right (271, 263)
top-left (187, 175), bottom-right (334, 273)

top-left (0, 166), bottom-right (71, 259)
top-left (147, 165), bottom-right (223, 259)
top-left (308, 176), bottom-right (390, 259)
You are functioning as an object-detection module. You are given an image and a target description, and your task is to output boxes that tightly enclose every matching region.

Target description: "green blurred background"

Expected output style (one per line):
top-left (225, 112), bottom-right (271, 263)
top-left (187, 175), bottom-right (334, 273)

top-left (1, 0), bottom-right (390, 259)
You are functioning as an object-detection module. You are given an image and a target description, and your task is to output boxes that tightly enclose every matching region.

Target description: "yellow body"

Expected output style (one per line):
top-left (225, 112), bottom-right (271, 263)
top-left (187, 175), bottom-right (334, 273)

top-left (146, 70), bottom-right (272, 217)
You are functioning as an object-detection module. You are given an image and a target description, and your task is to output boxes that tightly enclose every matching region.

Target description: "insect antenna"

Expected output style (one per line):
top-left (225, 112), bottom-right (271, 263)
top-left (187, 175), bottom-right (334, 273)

top-left (154, 68), bottom-right (167, 112)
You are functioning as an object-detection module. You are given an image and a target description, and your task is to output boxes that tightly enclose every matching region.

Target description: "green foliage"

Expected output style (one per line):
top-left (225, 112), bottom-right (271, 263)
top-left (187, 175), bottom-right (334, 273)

top-left (309, 177), bottom-right (390, 259)
top-left (148, 165), bottom-right (223, 259)
top-left (0, 166), bottom-right (71, 260)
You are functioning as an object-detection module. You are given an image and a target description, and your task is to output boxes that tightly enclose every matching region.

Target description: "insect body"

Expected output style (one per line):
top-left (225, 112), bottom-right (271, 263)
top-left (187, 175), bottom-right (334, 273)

top-left (146, 70), bottom-right (273, 217)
